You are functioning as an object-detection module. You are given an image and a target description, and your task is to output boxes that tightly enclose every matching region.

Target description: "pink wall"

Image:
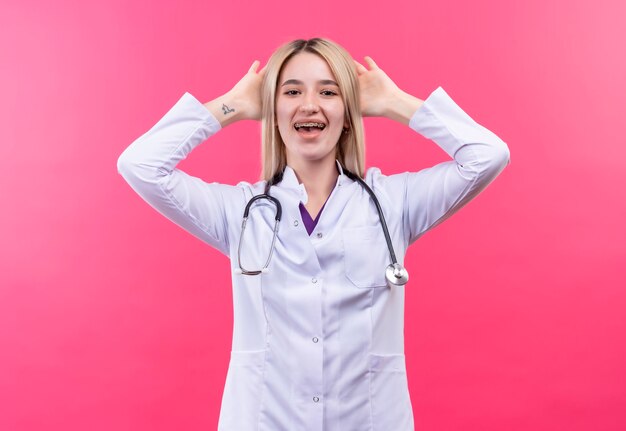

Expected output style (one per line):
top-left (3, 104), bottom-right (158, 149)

top-left (2, 0), bottom-right (625, 430)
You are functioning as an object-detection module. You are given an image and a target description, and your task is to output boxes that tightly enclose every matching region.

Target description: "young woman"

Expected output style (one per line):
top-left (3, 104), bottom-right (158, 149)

top-left (118, 37), bottom-right (510, 431)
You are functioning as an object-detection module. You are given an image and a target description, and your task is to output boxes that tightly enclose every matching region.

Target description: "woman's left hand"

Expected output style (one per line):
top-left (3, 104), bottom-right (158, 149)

top-left (354, 56), bottom-right (424, 124)
top-left (354, 56), bottom-right (402, 117)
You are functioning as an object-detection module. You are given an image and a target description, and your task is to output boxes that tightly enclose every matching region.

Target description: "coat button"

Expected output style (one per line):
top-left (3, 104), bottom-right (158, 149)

top-left (311, 278), bottom-right (317, 284)
top-left (294, 220), bottom-right (299, 227)
top-left (316, 232), bottom-right (323, 238)
top-left (313, 396), bottom-right (320, 402)
top-left (312, 337), bottom-right (319, 343)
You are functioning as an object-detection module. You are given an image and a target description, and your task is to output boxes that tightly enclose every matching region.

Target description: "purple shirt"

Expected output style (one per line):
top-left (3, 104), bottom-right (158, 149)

top-left (299, 198), bottom-right (330, 235)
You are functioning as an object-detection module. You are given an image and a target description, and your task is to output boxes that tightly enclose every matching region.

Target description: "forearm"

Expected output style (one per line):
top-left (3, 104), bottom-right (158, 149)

top-left (117, 92), bottom-right (234, 257)
top-left (409, 86), bottom-right (510, 176)
top-left (118, 92), bottom-right (220, 181)
top-left (203, 92), bottom-right (247, 128)
top-left (384, 90), bottom-right (425, 125)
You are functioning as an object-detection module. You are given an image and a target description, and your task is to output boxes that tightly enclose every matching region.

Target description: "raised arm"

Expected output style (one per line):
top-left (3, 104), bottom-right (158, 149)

top-left (116, 61), bottom-right (266, 256)
top-left (355, 56), bottom-right (511, 245)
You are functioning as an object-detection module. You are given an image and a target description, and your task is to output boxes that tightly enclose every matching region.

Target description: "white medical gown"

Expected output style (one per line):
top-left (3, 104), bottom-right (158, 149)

top-left (117, 86), bottom-right (510, 430)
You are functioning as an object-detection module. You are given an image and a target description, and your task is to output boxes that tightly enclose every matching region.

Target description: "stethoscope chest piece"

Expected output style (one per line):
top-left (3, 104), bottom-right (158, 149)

top-left (385, 263), bottom-right (409, 288)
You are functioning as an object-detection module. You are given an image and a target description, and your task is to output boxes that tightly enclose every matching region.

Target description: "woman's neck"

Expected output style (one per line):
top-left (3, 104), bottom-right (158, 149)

top-left (289, 157), bottom-right (339, 203)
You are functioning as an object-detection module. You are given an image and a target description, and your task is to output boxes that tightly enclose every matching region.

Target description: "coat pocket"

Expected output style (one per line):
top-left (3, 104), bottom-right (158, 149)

top-left (218, 350), bottom-right (267, 430)
top-left (342, 226), bottom-right (389, 288)
top-left (369, 353), bottom-right (414, 430)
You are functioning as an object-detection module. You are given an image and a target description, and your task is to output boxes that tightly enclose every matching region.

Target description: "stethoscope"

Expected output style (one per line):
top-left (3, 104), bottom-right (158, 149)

top-left (236, 165), bottom-right (409, 288)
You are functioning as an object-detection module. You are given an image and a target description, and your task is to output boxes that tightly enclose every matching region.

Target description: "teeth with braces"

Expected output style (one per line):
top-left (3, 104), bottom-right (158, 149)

top-left (295, 122), bottom-right (326, 130)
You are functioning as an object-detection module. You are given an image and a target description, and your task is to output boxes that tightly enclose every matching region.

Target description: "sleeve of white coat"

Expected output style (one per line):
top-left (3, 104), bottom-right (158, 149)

top-left (400, 86), bottom-right (511, 245)
top-left (116, 92), bottom-right (242, 257)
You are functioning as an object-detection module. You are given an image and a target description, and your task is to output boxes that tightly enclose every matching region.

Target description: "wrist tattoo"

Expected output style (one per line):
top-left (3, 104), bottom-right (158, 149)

top-left (222, 104), bottom-right (235, 115)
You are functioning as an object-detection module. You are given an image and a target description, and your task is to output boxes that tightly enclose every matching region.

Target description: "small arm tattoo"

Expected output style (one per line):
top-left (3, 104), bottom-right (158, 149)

top-left (222, 104), bottom-right (235, 115)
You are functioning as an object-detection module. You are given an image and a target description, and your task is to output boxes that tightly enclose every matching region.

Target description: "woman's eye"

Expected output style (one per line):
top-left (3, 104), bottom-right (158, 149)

top-left (283, 89), bottom-right (337, 96)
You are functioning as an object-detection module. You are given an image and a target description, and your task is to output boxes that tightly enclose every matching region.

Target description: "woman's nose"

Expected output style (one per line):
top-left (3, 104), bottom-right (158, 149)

top-left (299, 103), bottom-right (319, 114)
top-left (299, 94), bottom-right (319, 113)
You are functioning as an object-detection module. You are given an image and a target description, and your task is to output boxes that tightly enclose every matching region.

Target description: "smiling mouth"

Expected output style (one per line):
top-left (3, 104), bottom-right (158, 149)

top-left (294, 122), bottom-right (326, 132)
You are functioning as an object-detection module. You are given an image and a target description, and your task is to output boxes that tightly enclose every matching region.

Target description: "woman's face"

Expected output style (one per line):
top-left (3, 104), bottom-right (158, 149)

top-left (275, 52), bottom-right (348, 169)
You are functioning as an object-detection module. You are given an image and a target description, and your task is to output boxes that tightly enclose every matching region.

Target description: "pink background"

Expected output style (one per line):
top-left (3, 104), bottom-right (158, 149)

top-left (2, 0), bottom-right (625, 430)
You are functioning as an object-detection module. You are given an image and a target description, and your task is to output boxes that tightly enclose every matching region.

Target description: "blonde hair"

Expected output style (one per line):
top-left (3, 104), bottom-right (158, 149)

top-left (261, 38), bottom-right (365, 183)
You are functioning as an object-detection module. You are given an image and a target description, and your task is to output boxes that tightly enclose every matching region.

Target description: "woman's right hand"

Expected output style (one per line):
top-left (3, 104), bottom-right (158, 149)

top-left (203, 60), bottom-right (266, 127)
top-left (227, 60), bottom-right (267, 121)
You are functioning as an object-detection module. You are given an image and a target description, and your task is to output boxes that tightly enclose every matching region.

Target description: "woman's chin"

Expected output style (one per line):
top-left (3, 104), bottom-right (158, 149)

top-left (287, 149), bottom-right (338, 166)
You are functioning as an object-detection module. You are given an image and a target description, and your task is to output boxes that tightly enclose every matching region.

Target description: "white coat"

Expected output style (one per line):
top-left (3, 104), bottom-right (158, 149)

top-left (117, 86), bottom-right (511, 430)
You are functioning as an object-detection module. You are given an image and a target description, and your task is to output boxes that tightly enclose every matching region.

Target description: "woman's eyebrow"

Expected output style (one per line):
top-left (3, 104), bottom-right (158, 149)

top-left (280, 79), bottom-right (339, 87)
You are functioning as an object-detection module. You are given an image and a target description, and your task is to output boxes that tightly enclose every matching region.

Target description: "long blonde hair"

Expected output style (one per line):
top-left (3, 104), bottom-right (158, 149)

top-left (261, 38), bottom-right (365, 182)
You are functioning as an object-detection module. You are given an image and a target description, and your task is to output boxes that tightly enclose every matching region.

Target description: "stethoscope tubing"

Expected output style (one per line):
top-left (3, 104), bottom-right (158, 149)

top-left (341, 169), bottom-right (398, 266)
top-left (237, 165), bottom-right (408, 286)
top-left (238, 193), bottom-right (282, 275)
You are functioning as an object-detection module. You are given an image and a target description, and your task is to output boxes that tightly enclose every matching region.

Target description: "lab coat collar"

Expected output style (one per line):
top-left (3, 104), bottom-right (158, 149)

top-left (276, 160), bottom-right (351, 204)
